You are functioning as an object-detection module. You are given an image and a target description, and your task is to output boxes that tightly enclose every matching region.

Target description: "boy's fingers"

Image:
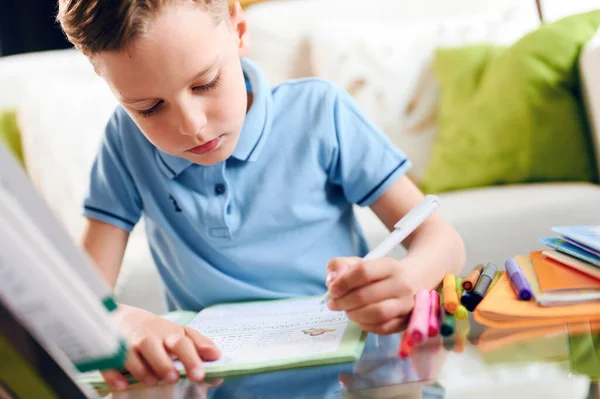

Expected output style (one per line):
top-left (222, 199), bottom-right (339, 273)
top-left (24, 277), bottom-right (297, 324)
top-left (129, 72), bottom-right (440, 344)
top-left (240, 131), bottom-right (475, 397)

top-left (345, 298), bottom-right (406, 325)
top-left (164, 335), bottom-right (204, 382)
top-left (136, 335), bottom-right (179, 383)
top-left (101, 370), bottom-right (129, 391)
top-left (328, 278), bottom-right (396, 311)
top-left (186, 327), bottom-right (221, 361)
top-left (124, 350), bottom-right (157, 387)
top-left (325, 257), bottom-right (361, 286)
top-left (329, 259), bottom-right (393, 298)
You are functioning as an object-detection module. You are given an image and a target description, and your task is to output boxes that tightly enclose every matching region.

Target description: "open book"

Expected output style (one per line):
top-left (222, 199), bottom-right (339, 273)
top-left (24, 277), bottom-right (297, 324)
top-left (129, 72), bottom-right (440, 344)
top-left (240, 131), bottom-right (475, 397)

top-left (0, 143), bottom-right (126, 373)
top-left (80, 296), bottom-right (367, 388)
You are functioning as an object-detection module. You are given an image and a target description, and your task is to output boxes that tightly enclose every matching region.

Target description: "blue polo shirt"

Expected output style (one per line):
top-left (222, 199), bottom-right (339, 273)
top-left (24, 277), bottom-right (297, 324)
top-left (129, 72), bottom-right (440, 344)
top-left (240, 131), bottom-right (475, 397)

top-left (84, 58), bottom-right (411, 311)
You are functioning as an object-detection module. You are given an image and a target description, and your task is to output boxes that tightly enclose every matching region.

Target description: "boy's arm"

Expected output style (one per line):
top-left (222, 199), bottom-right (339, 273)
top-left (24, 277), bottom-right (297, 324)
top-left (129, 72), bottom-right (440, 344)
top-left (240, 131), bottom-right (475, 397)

top-left (369, 175), bottom-right (465, 287)
top-left (81, 217), bottom-right (129, 288)
top-left (371, 176), bottom-right (465, 288)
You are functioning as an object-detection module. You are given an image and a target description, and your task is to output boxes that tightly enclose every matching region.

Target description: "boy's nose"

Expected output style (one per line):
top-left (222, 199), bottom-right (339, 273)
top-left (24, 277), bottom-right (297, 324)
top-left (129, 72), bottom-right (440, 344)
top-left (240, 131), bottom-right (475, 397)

top-left (178, 107), bottom-right (207, 137)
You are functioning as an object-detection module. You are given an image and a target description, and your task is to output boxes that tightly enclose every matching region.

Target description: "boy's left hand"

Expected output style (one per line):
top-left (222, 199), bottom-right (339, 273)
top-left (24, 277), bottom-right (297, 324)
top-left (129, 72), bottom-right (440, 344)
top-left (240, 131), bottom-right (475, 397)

top-left (326, 256), bottom-right (415, 335)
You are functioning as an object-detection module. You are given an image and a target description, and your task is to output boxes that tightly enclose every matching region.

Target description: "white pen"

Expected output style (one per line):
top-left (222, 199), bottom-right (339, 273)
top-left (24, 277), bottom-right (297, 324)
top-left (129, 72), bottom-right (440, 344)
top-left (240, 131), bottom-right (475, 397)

top-left (320, 195), bottom-right (441, 304)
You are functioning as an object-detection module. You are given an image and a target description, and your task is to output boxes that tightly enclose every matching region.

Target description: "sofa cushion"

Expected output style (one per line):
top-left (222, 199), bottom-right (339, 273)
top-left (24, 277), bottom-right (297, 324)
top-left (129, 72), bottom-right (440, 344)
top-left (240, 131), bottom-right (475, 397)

top-left (0, 49), bottom-right (95, 110)
top-left (245, 0), bottom-right (540, 85)
top-left (420, 11), bottom-right (600, 193)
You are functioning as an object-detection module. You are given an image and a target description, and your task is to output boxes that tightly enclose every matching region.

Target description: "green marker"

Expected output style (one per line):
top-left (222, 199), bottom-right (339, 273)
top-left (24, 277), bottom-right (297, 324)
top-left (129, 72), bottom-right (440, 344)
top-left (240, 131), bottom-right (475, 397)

top-left (440, 310), bottom-right (455, 337)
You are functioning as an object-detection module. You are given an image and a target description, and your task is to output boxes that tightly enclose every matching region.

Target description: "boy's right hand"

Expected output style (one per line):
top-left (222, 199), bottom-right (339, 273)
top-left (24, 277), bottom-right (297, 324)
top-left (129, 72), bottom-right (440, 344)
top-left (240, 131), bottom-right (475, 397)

top-left (103, 304), bottom-right (221, 390)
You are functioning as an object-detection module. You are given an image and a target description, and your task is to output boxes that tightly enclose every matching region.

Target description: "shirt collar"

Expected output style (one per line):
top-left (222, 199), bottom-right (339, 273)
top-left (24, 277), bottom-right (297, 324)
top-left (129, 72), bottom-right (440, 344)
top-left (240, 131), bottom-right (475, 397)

top-left (156, 58), bottom-right (272, 179)
top-left (231, 58), bottom-right (272, 162)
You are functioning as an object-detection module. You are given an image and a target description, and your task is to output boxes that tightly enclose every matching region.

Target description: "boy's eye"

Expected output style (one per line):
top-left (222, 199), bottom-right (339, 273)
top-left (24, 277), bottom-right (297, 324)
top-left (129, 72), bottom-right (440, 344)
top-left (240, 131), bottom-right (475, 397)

top-left (193, 73), bottom-right (220, 93)
top-left (139, 100), bottom-right (164, 117)
top-left (135, 72), bottom-right (220, 118)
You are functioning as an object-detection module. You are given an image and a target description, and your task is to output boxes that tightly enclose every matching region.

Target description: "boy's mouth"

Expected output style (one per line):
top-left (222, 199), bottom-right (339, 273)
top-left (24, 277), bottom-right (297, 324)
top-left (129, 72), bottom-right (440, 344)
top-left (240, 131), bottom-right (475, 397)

top-left (187, 135), bottom-right (223, 155)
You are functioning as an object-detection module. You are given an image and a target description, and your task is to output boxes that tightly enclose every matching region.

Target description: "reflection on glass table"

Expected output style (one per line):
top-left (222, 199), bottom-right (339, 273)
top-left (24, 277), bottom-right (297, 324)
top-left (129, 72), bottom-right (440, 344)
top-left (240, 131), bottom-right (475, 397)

top-left (97, 316), bottom-right (600, 399)
top-left (99, 334), bottom-right (446, 399)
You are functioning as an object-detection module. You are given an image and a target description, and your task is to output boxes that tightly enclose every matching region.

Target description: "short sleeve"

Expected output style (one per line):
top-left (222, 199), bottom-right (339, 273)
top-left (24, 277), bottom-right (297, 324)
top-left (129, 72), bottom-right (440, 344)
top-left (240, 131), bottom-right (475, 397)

top-left (83, 110), bottom-right (142, 232)
top-left (328, 88), bottom-right (412, 206)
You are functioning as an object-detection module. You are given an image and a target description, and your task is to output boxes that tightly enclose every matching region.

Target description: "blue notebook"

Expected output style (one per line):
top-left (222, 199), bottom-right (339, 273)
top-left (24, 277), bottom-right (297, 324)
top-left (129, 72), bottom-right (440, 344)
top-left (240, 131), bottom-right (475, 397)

top-left (561, 236), bottom-right (600, 258)
top-left (552, 226), bottom-right (600, 254)
top-left (539, 237), bottom-right (600, 268)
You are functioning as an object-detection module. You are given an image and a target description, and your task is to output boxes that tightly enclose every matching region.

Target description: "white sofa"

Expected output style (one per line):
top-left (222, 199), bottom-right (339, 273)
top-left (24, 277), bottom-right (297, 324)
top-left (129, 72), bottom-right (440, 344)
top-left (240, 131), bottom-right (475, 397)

top-left (1, 0), bottom-right (600, 320)
top-left (1, 1), bottom-right (599, 397)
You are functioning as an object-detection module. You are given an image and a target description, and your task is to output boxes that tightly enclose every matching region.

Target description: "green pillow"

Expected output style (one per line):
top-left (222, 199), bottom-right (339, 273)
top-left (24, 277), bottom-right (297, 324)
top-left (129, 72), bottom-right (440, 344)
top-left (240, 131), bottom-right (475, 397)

top-left (420, 11), bottom-right (600, 193)
top-left (0, 110), bottom-right (25, 166)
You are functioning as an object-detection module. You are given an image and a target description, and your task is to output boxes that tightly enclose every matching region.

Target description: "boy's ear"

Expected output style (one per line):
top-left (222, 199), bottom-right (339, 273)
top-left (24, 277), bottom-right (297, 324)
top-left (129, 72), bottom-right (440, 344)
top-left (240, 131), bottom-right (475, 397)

top-left (230, 1), bottom-right (250, 58)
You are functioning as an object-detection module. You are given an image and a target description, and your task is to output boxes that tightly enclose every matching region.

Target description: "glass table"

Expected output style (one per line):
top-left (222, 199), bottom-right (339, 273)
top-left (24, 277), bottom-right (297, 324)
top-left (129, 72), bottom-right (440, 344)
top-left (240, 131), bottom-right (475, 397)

top-left (98, 315), bottom-right (600, 399)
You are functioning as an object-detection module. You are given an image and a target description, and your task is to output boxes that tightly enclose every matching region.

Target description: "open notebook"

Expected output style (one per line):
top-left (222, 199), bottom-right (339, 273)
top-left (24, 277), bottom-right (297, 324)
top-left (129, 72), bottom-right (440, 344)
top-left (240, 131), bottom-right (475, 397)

top-left (80, 296), bottom-right (367, 388)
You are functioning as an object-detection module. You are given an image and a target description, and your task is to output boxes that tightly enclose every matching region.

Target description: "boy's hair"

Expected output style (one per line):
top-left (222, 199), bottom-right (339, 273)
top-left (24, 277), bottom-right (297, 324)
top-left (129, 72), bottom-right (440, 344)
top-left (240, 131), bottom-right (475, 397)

top-left (57, 0), bottom-right (230, 55)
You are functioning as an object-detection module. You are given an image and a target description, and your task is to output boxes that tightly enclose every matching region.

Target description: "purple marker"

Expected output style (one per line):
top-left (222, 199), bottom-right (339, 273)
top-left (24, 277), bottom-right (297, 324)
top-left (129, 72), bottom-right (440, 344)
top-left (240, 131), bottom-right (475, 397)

top-left (504, 258), bottom-right (533, 301)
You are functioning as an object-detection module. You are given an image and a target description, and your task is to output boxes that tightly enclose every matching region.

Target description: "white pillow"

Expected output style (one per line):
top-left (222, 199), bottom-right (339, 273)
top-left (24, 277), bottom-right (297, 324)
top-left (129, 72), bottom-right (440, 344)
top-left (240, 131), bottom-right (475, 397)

top-left (18, 76), bottom-right (166, 314)
top-left (309, 9), bottom-right (540, 183)
top-left (245, 0), bottom-right (541, 86)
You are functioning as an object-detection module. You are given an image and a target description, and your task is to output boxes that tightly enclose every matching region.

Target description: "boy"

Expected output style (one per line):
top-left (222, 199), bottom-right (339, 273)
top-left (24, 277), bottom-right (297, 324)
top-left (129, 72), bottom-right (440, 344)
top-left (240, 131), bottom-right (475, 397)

top-left (57, 0), bottom-right (465, 390)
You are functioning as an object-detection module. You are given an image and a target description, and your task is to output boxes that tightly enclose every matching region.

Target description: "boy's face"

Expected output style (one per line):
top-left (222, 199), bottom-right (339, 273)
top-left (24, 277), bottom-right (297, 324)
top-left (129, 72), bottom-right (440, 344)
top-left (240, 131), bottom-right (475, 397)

top-left (94, 2), bottom-right (249, 166)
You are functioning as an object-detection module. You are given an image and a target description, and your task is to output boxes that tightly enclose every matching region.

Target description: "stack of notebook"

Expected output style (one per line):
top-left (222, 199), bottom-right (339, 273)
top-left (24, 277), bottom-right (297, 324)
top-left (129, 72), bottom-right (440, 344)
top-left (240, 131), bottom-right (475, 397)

top-left (473, 225), bottom-right (600, 328)
top-left (540, 226), bottom-right (600, 281)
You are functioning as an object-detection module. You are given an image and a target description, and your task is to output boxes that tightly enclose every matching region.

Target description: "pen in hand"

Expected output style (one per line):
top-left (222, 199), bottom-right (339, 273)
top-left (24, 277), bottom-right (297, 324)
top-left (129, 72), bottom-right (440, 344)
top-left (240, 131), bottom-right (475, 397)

top-left (320, 195), bottom-right (441, 305)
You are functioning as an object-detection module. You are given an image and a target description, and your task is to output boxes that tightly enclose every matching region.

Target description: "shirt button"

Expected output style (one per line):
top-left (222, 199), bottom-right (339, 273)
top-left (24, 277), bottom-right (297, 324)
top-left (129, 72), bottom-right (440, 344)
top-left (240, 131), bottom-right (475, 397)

top-left (214, 183), bottom-right (226, 195)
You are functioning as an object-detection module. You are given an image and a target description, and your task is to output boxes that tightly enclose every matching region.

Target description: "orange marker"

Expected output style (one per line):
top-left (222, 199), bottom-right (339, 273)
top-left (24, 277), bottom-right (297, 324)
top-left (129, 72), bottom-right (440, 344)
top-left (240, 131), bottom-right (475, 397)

top-left (462, 264), bottom-right (484, 291)
top-left (453, 333), bottom-right (465, 353)
top-left (443, 274), bottom-right (459, 314)
top-left (398, 331), bottom-right (414, 358)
